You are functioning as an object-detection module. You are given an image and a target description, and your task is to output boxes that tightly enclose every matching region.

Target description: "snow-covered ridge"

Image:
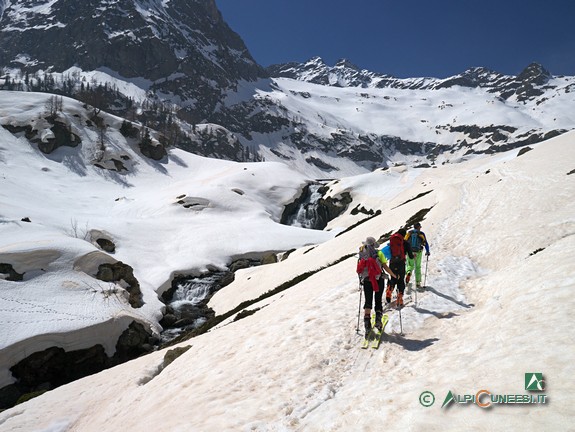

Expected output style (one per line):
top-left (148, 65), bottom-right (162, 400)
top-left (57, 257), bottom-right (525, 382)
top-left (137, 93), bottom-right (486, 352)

top-left (267, 56), bottom-right (562, 95)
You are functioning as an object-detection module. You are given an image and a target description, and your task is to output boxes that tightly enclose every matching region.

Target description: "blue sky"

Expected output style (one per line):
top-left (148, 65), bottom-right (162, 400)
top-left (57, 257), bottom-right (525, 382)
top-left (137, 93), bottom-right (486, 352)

top-left (216, 0), bottom-right (575, 78)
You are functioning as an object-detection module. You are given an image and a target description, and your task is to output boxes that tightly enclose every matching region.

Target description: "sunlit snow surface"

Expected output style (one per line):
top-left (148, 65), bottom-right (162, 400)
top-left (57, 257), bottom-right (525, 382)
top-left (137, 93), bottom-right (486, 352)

top-left (0, 91), bottom-right (574, 431)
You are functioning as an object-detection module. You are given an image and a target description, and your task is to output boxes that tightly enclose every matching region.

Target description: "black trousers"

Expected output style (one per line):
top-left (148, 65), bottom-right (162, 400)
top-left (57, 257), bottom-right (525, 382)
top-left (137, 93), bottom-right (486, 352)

top-left (363, 277), bottom-right (384, 312)
top-left (389, 258), bottom-right (406, 294)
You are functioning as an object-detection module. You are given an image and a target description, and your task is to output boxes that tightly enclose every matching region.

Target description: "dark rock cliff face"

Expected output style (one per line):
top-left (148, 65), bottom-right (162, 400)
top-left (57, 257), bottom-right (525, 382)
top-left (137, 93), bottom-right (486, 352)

top-left (0, 0), bottom-right (265, 121)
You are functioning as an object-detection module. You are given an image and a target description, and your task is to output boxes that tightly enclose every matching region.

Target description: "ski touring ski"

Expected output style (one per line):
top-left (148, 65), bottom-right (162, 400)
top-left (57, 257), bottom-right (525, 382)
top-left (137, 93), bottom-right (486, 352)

top-left (361, 313), bottom-right (390, 349)
top-left (370, 314), bottom-right (389, 349)
top-left (361, 313), bottom-right (378, 349)
top-left (361, 313), bottom-right (375, 349)
top-left (361, 334), bottom-right (371, 349)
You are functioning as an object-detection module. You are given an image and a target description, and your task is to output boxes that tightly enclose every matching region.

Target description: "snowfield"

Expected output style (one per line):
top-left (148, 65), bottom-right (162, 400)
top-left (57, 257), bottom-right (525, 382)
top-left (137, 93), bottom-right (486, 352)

top-left (0, 88), bottom-right (573, 430)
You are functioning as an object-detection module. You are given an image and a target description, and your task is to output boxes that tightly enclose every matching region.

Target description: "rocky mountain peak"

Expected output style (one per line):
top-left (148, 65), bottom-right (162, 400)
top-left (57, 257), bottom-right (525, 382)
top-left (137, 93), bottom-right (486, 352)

top-left (334, 58), bottom-right (360, 70)
top-left (517, 62), bottom-right (551, 85)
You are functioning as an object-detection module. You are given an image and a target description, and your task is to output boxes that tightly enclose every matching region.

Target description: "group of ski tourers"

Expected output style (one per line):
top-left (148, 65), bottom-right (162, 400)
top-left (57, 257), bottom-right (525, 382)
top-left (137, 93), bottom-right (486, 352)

top-left (356, 222), bottom-right (430, 340)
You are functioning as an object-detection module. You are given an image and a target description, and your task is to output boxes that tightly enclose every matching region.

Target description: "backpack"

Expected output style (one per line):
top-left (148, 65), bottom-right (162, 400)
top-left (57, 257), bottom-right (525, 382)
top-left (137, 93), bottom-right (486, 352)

top-left (357, 243), bottom-right (383, 289)
top-left (359, 243), bottom-right (378, 261)
top-left (380, 243), bottom-right (391, 260)
top-left (389, 233), bottom-right (405, 261)
top-left (409, 229), bottom-right (423, 251)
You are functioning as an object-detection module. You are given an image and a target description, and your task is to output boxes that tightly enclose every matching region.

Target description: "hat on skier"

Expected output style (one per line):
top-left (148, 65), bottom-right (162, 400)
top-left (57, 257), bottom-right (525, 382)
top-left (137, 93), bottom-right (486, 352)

top-left (414, 222), bottom-right (421, 228)
top-left (363, 236), bottom-right (380, 248)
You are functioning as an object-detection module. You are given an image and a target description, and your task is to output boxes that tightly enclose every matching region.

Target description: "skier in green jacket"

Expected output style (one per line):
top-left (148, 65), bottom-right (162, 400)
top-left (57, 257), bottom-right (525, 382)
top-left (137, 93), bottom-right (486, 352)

top-left (405, 222), bottom-right (430, 289)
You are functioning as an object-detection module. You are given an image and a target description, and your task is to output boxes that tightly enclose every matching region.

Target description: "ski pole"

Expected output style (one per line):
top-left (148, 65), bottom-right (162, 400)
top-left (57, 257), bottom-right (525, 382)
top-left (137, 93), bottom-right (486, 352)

top-left (415, 278), bottom-right (418, 307)
top-left (399, 305), bottom-right (403, 335)
top-left (423, 255), bottom-right (429, 289)
top-left (356, 276), bottom-right (363, 334)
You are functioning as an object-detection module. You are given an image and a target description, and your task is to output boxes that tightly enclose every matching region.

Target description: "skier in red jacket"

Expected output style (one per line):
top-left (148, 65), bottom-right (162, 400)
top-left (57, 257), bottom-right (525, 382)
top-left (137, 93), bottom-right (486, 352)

top-left (357, 236), bottom-right (396, 335)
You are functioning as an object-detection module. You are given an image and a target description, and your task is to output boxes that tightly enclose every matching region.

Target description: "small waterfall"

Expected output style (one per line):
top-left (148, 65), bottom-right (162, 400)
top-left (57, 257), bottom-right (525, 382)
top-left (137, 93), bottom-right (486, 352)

top-left (281, 180), bottom-right (350, 231)
top-left (286, 183), bottom-right (324, 229)
top-left (170, 275), bottom-right (215, 306)
top-left (160, 272), bottom-right (228, 344)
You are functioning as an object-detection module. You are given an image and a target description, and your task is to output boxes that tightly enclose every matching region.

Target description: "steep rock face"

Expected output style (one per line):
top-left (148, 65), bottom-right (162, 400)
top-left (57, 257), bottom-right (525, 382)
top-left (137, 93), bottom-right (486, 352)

top-left (0, 0), bottom-right (265, 121)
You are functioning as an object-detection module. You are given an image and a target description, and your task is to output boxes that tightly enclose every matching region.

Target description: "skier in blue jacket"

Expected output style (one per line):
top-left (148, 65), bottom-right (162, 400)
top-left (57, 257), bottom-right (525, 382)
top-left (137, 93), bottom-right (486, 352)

top-left (404, 222), bottom-right (430, 289)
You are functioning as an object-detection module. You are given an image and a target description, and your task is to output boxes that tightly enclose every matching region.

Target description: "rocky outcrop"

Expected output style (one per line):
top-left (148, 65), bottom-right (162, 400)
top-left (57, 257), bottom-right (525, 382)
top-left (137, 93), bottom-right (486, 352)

top-left (37, 119), bottom-right (81, 154)
top-left (0, 263), bottom-right (24, 281)
top-left (139, 139), bottom-right (167, 161)
top-left (281, 183), bottom-right (352, 230)
top-left (96, 261), bottom-right (143, 308)
top-left (114, 321), bottom-right (156, 362)
top-left (0, 321), bottom-right (155, 410)
top-left (2, 118), bottom-right (81, 154)
top-left (95, 238), bottom-right (116, 253)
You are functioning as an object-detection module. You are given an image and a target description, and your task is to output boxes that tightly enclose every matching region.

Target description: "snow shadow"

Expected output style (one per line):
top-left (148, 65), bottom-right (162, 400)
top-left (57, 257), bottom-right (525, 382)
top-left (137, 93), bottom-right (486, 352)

top-left (412, 306), bottom-right (460, 319)
top-left (168, 153), bottom-right (188, 168)
top-left (139, 154), bottom-right (169, 175)
top-left (383, 334), bottom-right (440, 351)
top-left (93, 166), bottom-right (134, 188)
top-left (42, 146), bottom-right (89, 177)
top-left (383, 256), bottom-right (478, 338)
top-left (424, 285), bottom-right (474, 309)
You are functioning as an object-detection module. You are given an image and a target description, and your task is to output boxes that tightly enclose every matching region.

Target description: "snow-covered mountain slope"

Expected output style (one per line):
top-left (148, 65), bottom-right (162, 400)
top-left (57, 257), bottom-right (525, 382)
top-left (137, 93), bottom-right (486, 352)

top-left (1, 125), bottom-right (572, 430)
top-left (0, 91), bottom-right (332, 389)
top-left (213, 69), bottom-right (575, 177)
top-left (2, 0), bottom-right (574, 177)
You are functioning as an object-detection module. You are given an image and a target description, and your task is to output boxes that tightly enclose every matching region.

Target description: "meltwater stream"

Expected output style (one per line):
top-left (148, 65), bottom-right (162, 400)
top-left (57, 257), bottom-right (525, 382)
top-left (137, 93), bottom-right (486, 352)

top-left (160, 272), bottom-right (228, 344)
top-left (160, 182), bottom-right (340, 344)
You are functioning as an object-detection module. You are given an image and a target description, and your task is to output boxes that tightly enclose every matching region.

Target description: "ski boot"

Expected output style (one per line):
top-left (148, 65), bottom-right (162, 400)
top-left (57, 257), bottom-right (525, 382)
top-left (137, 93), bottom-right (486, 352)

top-left (397, 291), bottom-right (404, 308)
top-left (374, 311), bottom-right (383, 331)
top-left (364, 316), bottom-right (372, 336)
top-left (385, 286), bottom-right (393, 304)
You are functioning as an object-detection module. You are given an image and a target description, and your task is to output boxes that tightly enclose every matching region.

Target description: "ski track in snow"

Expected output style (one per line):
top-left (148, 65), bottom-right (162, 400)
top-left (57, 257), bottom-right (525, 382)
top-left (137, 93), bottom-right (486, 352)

top-left (260, 252), bottom-right (479, 431)
top-left (269, 168), bottom-right (487, 430)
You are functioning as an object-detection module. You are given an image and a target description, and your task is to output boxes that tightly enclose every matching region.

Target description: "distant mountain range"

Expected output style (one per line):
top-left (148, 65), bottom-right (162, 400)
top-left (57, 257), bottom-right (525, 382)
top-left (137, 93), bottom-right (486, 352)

top-left (268, 56), bottom-right (560, 100)
top-left (1, 0), bottom-right (574, 177)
